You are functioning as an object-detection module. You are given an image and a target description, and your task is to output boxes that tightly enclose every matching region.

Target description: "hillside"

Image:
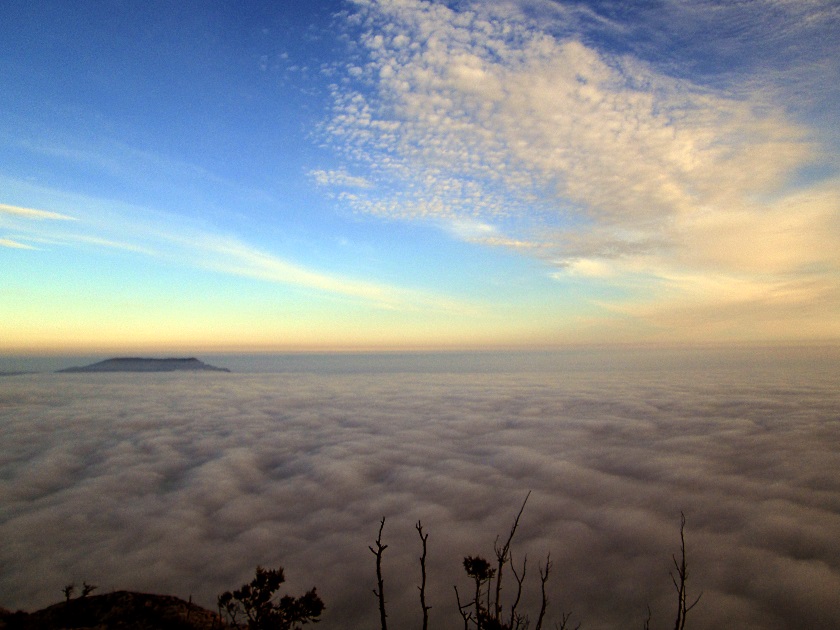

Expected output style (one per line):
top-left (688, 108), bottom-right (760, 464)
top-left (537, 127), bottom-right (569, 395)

top-left (0, 591), bottom-right (225, 629)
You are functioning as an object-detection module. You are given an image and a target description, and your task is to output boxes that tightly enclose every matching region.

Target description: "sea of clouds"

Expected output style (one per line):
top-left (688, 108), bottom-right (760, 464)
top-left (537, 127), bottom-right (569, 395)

top-left (1, 349), bottom-right (839, 629)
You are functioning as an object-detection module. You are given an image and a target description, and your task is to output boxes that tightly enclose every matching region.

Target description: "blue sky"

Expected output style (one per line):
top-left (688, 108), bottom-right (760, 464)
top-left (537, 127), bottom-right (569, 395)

top-left (1, 0), bottom-right (838, 352)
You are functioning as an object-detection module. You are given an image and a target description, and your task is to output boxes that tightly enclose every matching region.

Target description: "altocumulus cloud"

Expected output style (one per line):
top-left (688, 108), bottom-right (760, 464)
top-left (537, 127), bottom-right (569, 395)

top-left (1, 350), bottom-right (840, 629)
top-left (319, 0), bottom-right (840, 340)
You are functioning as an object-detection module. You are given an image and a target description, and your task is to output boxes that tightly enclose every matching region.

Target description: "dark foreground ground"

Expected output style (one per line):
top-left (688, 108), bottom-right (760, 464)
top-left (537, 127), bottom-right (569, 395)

top-left (0, 592), bottom-right (225, 630)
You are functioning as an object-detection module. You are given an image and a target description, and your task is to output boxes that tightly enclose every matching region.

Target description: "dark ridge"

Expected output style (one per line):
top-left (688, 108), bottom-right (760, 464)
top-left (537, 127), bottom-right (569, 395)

top-left (57, 358), bottom-right (230, 373)
top-left (0, 591), bottom-right (226, 629)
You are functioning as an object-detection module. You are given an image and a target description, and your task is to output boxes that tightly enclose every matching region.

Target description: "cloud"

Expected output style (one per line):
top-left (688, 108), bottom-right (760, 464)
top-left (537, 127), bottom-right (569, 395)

top-left (182, 233), bottom-right (470, 313)
top-left (318, 0), bottom-right (840, 339)
top-left (328, 0), bottom-right (817, 230)
top-left (1, 349), bottom-right (839, 629)
top-left (0, 181), bottom-right (464, 315)
top-left (670, 181), bottom-right (840, 275)
top-left (0, 238), bottom-right (37, 250)
top-left (557, 257), bottom-right (617, 279)
top-left (0, 203), bottom-right (76, 221)
top-left (444, 218), bottom-right (546, 251)
top-left (310, 169), bottom-right (374, 189)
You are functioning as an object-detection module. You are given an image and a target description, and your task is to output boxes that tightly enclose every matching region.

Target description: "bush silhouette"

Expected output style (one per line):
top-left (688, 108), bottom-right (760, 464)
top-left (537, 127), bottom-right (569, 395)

top-left (14, 504), bottom-right (698, 629)
top-left (217, 566), bottom-right (323, 630)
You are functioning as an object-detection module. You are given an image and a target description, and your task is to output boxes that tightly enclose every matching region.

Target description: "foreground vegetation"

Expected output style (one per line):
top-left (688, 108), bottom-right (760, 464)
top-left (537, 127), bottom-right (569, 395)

top-left (0, 501), bottom-right (700, 630)
top-left (361, 495), bottom-right (700, 630)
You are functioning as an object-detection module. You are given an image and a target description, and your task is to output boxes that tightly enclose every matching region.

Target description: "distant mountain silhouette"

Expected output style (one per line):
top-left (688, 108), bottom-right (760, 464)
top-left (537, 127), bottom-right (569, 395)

top-left (0, 591), bottom-right (226, 629)
top-left (58, 358), bottom-right (230, 373)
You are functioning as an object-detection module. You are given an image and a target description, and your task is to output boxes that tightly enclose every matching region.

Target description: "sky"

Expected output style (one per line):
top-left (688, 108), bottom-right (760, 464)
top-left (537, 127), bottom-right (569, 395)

top-left (1, 0), bottom-right (839, 352)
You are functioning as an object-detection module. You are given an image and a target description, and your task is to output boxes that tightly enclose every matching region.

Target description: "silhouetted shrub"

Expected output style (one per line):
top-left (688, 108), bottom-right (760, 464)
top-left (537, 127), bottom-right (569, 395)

top-left (217, 566), bottom-right (323, 630)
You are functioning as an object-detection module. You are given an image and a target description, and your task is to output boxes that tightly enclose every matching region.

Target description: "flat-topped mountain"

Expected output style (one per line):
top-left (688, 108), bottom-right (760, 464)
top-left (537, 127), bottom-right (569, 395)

top-left (58, 358), bottom-right (230, 373)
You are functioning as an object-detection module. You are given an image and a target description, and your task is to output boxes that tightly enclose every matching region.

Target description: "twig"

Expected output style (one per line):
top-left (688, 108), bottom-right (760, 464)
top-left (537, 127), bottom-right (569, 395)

top-left (556, 610), bottom-right (580, 630)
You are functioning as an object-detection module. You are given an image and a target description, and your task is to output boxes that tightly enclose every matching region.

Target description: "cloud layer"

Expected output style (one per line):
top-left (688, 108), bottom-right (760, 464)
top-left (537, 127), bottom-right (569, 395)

top-left (2, 348), bottom-right (839, 629)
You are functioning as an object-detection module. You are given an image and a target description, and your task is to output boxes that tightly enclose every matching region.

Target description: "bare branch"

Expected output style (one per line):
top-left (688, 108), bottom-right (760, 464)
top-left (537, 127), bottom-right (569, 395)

top-left (686, 593), bottom-right (702, 613)
top-left (556, 610), bottom-right (580, 630)
top-left (535, 553), bottom-right (552, 630)
top-left (671, 512), bottom-right (702, 630)
top-left (417, 521), bottom-right (431, 630)
top-left (370, 517), bottom-right (389, 630)
top-left (508, 554), bottom-right (527, 629)
top-left (454, 585), bottom-right (472, 630)
top-left (493, 492), bottom-right (531, 620)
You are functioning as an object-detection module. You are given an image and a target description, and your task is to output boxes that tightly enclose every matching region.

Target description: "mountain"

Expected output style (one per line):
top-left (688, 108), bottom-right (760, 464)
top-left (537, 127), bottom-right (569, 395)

top-left (58, 358), bottom-right (230, 373)
top-left (0, 591), bottom-right (227, 629)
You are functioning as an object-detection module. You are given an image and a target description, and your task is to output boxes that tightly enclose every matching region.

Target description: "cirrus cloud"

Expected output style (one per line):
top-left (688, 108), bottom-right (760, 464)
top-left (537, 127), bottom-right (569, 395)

top-left (0, 203), bottom-right (76, 221)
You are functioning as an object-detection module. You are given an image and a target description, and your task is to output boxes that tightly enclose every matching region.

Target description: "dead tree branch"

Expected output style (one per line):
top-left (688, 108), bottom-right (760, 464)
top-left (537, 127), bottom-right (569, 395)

top-left (671, 512), bottom-right (701, 630)
top-left (556, 610), bottom-right (580, 630)
top-left (455, 585), bottom-right (473, 630)
top-left (370, 516), bottom-right (389, 630)
top-left (493, 492), bottom-right (531, 621)
top-left (535, 553), bottom-right (552, 630)
top-left (417, 521), bottom-right (431, 630)
top-left (508, 554), bottom-right (527, 630)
